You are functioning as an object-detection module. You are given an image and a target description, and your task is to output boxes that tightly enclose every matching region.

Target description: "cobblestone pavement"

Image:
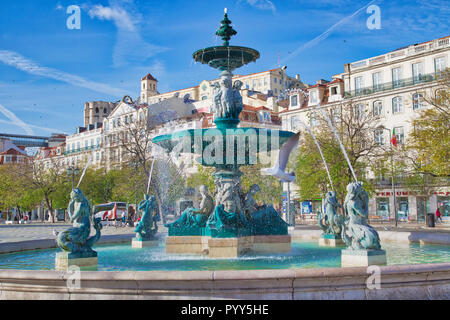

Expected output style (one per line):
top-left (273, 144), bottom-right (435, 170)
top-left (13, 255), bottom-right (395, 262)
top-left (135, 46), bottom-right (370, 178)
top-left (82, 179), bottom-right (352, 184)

top-left (0, 222), bottom-right (137, 243)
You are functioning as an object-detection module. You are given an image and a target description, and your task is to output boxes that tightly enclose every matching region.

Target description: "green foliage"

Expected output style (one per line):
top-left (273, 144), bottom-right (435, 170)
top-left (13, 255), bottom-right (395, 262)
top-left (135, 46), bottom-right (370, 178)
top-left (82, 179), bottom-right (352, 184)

top-left (187, 165), bottom-right (215, 194)
top-left (294, 130), bottom-right (375, 204)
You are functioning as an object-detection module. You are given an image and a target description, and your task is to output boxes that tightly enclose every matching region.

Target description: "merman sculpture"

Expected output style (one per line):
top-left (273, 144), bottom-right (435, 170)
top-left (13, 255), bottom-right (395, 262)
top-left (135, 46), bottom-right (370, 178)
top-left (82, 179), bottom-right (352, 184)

top-left (134, 194), bottom-right (159, 241)
top-left (318, 191), bottom-right (345, 237)
top-left (56, 188), bottom-right (102, 258)
top-left (341, 182), bottom-right (381, 250)
top-left (165, 185), bottom-right (214, 229)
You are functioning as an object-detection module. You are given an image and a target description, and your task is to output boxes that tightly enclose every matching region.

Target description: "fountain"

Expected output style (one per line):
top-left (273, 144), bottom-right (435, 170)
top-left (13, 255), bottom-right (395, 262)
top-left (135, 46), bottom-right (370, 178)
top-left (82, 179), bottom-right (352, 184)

top-left (152, 9), bottom-right (295, 257)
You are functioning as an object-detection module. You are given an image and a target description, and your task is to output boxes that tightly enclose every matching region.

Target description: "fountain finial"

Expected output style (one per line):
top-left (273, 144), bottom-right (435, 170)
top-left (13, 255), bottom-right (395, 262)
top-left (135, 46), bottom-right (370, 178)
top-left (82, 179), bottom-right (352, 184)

top-left (216, 9), bottom-right (237, 46)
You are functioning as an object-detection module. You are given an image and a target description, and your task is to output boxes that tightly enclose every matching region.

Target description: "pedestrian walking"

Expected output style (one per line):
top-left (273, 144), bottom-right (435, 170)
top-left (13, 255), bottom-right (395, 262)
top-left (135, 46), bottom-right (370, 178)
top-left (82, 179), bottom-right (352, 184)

top-left (436, 208), bottom-right (442, 223)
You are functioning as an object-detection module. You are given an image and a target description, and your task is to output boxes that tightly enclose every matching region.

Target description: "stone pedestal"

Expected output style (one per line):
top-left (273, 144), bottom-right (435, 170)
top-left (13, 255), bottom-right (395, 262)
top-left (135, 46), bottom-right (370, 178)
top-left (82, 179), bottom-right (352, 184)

top-left (319, 235), bottom-right (345, 247)
top-left (208, 236), bottom-right (253, 258)
top-left (131, 239), bottom-right (159, 248)
top-left (55, 252), bottom-right (98, 271)
top-left (166, 236), bottom-right (209, 255)
top-left (341, 249), bottom-right (387, 268)
top-left (252, 235), bottom-right (291, 253)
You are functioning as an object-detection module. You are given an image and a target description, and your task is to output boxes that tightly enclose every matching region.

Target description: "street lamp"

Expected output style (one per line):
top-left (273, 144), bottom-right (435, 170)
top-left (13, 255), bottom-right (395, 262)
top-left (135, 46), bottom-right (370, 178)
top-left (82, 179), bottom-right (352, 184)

top-left (67, 166), bottom-right (80, 190)
top-left (377, 126), bottom-right (398, 228)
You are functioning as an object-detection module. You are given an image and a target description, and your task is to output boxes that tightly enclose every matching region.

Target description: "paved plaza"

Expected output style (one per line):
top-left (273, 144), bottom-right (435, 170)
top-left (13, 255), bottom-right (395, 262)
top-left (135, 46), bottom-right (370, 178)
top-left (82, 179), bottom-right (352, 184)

top-left (0, 222), bottom-right (136, 244)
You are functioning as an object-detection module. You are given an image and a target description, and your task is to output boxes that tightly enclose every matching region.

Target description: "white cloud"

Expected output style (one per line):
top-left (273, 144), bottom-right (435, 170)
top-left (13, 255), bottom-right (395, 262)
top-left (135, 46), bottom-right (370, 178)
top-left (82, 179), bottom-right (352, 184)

top-left (88, 4), bottom-right (136, 31)
top-left (87, 1), bottom-right (169, 67)
top-left (280, 0), bottom-right (377, 65)
top-left (0, 50), bottom-right (128, 97)
top-left (0, 103), bottom-right (34, 135)
top-left (244, 0), bottom-right (276, 13)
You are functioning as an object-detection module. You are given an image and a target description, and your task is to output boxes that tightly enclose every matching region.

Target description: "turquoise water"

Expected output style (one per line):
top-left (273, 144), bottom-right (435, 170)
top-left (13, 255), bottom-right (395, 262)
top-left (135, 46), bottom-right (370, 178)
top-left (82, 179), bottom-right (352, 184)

top-left (0, 241), bottom-right (449, 271)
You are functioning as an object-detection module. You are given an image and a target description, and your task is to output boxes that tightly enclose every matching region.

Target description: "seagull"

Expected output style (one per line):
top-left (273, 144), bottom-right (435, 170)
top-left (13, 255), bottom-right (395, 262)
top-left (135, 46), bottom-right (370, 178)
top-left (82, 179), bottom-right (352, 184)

top-left (261, 132), bottom-right (300, 182)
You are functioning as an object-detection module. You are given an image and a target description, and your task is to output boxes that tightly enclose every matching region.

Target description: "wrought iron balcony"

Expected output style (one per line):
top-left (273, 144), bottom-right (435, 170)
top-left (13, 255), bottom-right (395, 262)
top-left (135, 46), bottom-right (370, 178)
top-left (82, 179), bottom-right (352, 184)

top-left (344, 72), bottom-right (442, 99)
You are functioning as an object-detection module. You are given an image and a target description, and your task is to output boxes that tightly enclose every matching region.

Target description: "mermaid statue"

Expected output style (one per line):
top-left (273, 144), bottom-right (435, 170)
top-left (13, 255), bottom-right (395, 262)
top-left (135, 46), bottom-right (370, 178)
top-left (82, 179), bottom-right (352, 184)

top-left (341, 182), bottom-right (381, 250)
top-left (166, 185), bottom-right (214, 228)
top-left (318, 191), bottom-right (345, 237)
top-left (135, 194), bottom-right (159, 241)
top-left (56, 188), bottom-right (102, 258)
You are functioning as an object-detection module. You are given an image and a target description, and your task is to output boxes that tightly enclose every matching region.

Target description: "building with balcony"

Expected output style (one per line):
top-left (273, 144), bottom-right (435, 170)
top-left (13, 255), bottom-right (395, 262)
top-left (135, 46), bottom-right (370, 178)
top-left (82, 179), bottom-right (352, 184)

top-left (279, 35), bottom-right (449, 223)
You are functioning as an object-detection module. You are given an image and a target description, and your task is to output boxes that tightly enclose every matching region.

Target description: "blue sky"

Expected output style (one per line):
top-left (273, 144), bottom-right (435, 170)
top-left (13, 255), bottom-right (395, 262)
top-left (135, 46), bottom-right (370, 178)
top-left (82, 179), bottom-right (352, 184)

top-left (0, 0), bottom-right (448, 136)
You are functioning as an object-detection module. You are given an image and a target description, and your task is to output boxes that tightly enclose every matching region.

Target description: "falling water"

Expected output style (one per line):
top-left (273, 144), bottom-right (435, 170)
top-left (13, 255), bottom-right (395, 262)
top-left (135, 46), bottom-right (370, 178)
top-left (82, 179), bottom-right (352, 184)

top-left (317, 105), bottom-right (358, 182)
top-left (299, 120), bottom-right (335, 191)
top-left (76, 149), bottom-right (95, 188)
top-left (146, 158), bottom-right (156, 195)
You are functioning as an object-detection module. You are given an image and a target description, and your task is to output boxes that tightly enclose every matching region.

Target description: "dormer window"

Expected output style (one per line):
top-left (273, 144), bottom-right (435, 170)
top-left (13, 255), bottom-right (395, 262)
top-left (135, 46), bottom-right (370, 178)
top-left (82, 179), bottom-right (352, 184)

top-left (330, 87), bottom-right (338, 95)
top-left (291, 95), bottom-right (298, 107)
top-left (309, 90), bottom-right (318, 104)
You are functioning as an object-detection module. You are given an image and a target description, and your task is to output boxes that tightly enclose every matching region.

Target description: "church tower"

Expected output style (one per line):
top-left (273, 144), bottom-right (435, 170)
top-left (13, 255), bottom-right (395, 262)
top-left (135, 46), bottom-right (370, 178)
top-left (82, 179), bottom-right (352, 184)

top-left (140, 73), bottom-right (158, 103)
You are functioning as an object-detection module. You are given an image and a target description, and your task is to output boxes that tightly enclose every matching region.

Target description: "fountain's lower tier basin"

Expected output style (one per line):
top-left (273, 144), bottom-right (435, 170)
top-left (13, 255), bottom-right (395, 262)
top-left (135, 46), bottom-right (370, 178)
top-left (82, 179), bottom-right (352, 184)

top-left (166, 235), bottom-right (291, 258)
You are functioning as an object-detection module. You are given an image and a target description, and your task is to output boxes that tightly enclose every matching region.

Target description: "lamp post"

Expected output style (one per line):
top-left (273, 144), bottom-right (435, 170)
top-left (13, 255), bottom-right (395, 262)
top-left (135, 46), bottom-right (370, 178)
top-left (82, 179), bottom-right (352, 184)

top-left (67, 166), bottom-right (80, 190)
top-left (377, 126), bottom-right (398, 227)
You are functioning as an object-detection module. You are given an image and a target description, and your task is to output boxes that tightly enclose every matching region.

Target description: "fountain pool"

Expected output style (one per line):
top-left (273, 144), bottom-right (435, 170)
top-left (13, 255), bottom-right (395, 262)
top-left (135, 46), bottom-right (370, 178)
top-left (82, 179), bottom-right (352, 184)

top-left (1, 240), bottom-right (449, 271)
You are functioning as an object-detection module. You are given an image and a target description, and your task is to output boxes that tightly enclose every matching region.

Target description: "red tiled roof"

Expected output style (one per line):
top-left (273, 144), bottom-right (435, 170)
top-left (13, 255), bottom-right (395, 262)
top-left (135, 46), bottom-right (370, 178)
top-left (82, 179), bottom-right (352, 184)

top-left (142, 73), bottom-right (158, 82)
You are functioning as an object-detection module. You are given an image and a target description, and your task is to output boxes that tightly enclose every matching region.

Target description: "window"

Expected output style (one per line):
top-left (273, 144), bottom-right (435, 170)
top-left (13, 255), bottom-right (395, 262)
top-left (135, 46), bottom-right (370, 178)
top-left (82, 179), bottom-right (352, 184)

top-left (202, 96), bottom-right (208, 100)
top-left (117, 118), bottom-right (121, 126)
top-left (355, 76), bottom-right (364, 94)
top-left (274, 78), bottom-right (277, 84)
top-left (103, 108), bottom-right (107, 113)
top-left (97, 138), bottom-right (101, 147)
top-left (392, 67), bottom-right (402, 87)
top-left (373, 101), bottom-right (383, 116)
top-left (413, 93), bottom-right (425, 110)
top-left (290, 116), bottom-right (300, 131)
top-left (354, 103), bottom-right (365, 120)
top-left (309, 90), bottom-right (318, 104)
top-left (374, 129), bottom-right (384, 145)
top-left (310, 112), bottom-right (319, 127)
top-left (84, 140), bottom-right (88, 149)
top-left (435, 57), bottom-right (446, 74)
top-left (274, 88), bottom-right (278, 94)
top-left (95, 107), bottom-right (99, 114)
top-left (412, 62), bottom-right (423, 83)
top-left (143, 83), bottom-right (146, 90)
top-left (291, 95), bottom-right (298, 107)
top-left (372, 72), bottom-right (382, 92)
top-left (264, 78), bottom-right (268, 86)
top-left (330, 86), bottom-right (338, 95)
top-left (394, 126), bottom-right (405, 145)
top-left (392, 96), bottom-right (403, 114)
top-left (77, 142), bottom-right (80, 151)
top-left (331, 107), bottom-right (341, 123)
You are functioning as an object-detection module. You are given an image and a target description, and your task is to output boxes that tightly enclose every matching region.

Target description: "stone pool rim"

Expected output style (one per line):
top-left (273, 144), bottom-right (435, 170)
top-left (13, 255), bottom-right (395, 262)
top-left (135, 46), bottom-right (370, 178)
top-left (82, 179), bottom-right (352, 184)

top-left (0, 262), bottom-right (449, 299)
top-left (0, 230), bottom-right (449, 299)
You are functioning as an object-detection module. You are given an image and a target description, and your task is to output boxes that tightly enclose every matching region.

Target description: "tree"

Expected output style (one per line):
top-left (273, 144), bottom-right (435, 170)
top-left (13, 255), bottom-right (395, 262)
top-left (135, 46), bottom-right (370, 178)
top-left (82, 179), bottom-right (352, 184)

top-left (406, 69), bottom-right (450, 178)
top-left (294, 100), bottom-right (382, 205)
top-left (116, 116), bottom-right (187, 223)
top-left (14, 158), bottom-right (68, 223)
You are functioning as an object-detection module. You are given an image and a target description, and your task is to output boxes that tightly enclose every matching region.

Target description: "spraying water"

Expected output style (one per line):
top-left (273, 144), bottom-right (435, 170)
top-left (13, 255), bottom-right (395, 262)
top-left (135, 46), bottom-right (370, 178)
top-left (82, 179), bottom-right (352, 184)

top-left (298, 120), bottom-right (334, 191)
top-left (317, 105), bottom-right (358, 182)
top-left (146, 157), bottom-right (156, 195)
top-left (76, 149), bottom-right (95, 188)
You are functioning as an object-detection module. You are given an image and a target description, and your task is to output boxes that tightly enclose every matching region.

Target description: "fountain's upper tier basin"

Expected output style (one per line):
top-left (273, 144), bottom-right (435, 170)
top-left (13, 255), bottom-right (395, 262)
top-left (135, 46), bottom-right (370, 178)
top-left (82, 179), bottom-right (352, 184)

top-left (152, 127), bottom-right (294, 167)
top-left (193, 46), bottom-right (260, 71)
